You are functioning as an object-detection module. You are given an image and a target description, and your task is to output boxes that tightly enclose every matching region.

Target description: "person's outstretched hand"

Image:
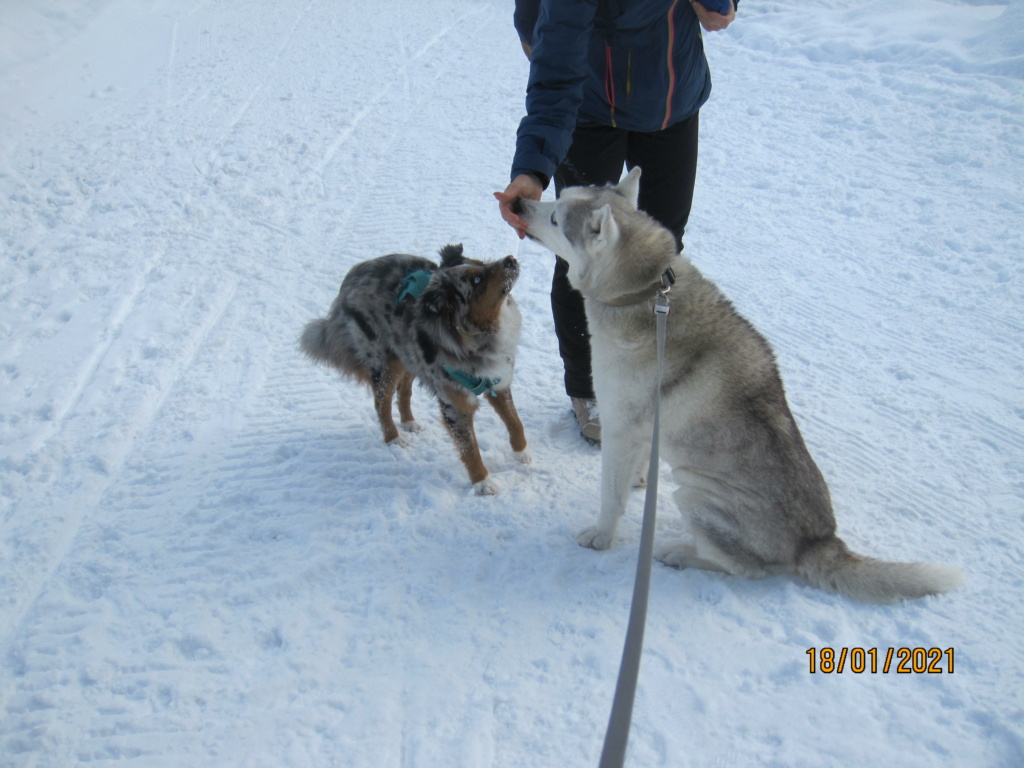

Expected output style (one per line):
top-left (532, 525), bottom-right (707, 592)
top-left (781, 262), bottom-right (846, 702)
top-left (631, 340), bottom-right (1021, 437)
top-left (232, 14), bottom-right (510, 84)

top-left (495, 174), bottom-right (544, 239)
top-left (691, 0), bottom-right (736, 32)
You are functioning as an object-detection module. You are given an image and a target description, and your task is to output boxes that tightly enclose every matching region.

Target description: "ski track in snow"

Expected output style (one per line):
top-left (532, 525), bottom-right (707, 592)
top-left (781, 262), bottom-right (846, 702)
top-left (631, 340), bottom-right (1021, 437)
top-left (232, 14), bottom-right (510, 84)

top-left (1, 0), bottom-right (1023, 766)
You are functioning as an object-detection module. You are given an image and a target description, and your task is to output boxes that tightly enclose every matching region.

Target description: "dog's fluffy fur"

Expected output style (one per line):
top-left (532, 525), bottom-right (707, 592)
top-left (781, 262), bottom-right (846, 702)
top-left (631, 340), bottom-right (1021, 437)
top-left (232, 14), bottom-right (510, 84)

top-left (300, 244), bottom-right (529, 494)
top-left (516, 168), bottom-right (964, 603)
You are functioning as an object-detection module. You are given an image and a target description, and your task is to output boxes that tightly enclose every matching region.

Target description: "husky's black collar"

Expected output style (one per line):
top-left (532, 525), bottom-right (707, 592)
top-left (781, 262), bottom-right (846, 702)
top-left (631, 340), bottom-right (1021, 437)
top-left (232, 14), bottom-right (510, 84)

top-left (604, 268), bottom-right (676, 307)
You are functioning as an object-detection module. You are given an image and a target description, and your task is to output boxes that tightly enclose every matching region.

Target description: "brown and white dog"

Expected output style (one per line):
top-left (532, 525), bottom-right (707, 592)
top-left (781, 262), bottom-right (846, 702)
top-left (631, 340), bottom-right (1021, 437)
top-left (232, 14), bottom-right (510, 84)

top-left (300, 244), bottom-right (529, 494)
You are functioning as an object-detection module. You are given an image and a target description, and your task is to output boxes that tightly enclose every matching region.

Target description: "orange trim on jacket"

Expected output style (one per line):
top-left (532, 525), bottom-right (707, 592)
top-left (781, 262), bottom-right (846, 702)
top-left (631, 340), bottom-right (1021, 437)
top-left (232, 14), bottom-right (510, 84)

top-left (661, 0), bottom-right (679, 130)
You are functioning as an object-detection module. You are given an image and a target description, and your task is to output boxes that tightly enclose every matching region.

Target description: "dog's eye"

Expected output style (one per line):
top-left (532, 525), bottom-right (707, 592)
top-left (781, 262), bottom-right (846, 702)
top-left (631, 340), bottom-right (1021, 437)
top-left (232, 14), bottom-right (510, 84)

top-left (473, 276), bottom-right (482, 285)
top-left (550, 212), bottom-right (558, 227)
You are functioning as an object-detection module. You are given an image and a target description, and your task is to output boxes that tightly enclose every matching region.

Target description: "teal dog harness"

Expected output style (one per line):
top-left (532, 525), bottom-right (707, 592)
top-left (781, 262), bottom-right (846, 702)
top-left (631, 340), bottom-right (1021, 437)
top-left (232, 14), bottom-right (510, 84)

top-left (393, 270), bottom-right (433, 305)
top-left (442, 365), bottom-right (501, 397)
top-left (394, 269), bottom-right (501, 398)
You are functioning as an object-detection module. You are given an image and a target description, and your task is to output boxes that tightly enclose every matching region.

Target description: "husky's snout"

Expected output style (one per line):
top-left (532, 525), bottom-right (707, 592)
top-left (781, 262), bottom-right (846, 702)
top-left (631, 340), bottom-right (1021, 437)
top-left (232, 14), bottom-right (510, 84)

top-left (510, 198), bottom-right (539, 242)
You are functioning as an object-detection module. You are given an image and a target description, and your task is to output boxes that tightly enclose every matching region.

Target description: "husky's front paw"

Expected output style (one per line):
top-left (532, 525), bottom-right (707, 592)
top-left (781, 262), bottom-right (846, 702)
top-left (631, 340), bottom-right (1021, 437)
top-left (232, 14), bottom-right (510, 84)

top-left (385, 433), bottom-right (411, 448)
top-left (513, 449), bottom-right (532, 465)
top-left (474, 478), bottom-right (499, 496)
top-left (400, 420), bottom-right (422, 433)
top-left (576, 526), bottom-right (614, 550)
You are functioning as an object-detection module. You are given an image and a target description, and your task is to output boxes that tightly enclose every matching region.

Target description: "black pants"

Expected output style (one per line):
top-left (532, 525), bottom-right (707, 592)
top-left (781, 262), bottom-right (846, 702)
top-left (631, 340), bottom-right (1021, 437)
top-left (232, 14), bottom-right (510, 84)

top-left (551, 112), bottom-right (700, 399)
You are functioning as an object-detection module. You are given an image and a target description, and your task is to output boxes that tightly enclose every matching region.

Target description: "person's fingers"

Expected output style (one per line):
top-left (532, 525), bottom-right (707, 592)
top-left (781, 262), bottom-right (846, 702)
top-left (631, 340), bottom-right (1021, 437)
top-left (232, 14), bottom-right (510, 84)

top-left (690, 0), bottom-right (735, 31)
top-left (494, 191), bottom-right (528, 238)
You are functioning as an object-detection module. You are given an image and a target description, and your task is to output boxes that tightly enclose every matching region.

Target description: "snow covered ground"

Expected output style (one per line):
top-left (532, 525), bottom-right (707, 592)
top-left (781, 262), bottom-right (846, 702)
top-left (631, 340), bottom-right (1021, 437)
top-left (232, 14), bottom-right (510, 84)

top-left (1, 0), bottom-right (1021, 765)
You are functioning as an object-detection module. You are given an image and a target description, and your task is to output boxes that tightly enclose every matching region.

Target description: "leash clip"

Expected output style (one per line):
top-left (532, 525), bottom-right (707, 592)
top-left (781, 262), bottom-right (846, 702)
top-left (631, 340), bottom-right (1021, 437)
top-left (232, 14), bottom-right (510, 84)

top-left (653, 267), bottom-right (674, 315)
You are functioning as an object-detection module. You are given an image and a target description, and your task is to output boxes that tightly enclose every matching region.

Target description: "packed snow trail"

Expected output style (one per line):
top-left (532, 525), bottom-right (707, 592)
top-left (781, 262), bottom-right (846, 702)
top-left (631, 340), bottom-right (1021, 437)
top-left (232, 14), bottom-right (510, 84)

top-left (1, 1), bottom-right (1022, 766)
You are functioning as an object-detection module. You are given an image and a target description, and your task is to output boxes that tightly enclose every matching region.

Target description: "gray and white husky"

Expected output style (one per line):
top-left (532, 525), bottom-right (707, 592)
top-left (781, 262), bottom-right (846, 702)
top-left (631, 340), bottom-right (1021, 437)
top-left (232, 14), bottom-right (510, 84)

top-left (515, 167), bottom-right (963, 603)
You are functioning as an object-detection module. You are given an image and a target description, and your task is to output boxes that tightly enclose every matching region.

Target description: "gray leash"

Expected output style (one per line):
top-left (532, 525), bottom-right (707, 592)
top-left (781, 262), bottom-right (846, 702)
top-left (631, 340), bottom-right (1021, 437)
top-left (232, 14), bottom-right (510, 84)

top-left (598, 270), bottom-right (673, 768)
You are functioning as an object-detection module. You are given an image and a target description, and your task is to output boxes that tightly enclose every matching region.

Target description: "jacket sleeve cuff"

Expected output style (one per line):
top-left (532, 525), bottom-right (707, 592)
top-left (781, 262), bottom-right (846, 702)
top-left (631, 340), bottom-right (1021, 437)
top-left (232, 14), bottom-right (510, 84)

top-left (510, 165), bottom-right (551, 190)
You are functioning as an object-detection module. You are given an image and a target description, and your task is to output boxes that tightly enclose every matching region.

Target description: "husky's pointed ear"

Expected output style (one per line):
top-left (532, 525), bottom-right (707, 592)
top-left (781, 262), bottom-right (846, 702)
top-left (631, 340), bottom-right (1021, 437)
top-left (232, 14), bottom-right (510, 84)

top-left (438, 243), bottom-right (465, 268)
top-left (590, 204), bottom-right (619, 252)
top-left (616, 167), bottom-right (641, 209)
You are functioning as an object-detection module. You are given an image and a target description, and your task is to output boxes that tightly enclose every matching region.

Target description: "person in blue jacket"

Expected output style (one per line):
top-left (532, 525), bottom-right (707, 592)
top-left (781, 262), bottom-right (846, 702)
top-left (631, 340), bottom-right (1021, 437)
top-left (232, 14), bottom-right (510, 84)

top-left (496, 0), bottom-right (737, 443)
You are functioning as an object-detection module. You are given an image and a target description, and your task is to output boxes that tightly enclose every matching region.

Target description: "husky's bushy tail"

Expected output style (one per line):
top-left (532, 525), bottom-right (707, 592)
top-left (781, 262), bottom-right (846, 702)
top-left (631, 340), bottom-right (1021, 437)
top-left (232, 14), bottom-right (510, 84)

top-left (798, 537), bottom-right (965, 604)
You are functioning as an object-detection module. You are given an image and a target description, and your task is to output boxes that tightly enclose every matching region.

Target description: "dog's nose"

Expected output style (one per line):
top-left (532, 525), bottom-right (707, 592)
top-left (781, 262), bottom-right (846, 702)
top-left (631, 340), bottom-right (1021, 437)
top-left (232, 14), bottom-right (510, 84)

top-left (502, 254), bottom-right (518, 270)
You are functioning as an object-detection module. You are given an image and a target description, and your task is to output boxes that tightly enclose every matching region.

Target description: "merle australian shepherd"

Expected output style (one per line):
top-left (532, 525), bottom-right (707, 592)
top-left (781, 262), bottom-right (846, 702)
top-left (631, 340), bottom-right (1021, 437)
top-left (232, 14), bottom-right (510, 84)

top-left (300, 244), bottom-right (529, 494)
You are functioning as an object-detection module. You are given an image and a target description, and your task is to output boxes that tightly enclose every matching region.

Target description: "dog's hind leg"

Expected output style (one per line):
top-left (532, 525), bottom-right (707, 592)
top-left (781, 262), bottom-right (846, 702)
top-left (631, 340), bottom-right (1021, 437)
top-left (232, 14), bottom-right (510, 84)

top-left (396, 369), bottom-right (422, 433)
top-left (371, 359), bottom-right (406, 445)
top-left (655, 539), bottom-right (733, 574)
top-left (439, 391), bottom-right (494, 494)
top-left (485, 389), bottom-right (530, 463)
top-left (656, 520), bottom-right (771, 579)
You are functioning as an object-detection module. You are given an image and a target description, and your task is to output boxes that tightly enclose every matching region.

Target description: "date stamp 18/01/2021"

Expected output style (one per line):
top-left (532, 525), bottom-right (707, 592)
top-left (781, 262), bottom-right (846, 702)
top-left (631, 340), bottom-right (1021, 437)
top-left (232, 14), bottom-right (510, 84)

top-left (806, 647), bottom-right (955, 674)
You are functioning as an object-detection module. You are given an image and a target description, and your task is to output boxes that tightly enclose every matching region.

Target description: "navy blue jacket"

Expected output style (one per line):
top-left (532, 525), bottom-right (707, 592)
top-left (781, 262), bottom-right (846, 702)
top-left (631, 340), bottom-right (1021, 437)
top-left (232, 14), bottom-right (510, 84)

top-left (512, 0), bottom-right (717, 185)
